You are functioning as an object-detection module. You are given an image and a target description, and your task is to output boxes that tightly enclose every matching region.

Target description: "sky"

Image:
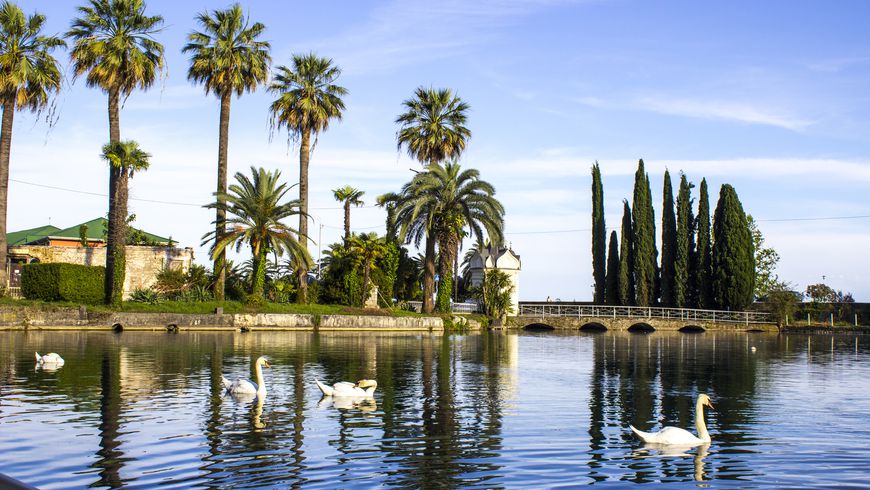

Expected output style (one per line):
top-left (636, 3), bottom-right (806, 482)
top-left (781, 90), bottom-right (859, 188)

top-left (8, 0), bottom-right (870, 300)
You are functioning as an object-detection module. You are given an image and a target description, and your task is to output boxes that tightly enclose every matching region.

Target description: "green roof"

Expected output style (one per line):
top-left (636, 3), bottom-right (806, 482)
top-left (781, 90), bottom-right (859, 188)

top-left (6, 225), bottom-right (61, 246)
top-left (8, 218), bottom-right (170, 245)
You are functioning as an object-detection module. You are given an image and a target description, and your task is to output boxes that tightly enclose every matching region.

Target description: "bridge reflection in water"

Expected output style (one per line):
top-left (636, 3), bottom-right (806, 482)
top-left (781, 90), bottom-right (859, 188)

top-left (513, 304), bottom-right (775, 332)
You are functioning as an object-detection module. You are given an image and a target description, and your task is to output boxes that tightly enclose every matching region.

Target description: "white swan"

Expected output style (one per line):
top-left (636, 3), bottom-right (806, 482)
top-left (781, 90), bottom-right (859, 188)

top-left (221, 356), bottom-right (271, 399)
top-left (316, 379), bottom-right (377, 397)
top-left (630, 394), bottom-right (714, 445)
top-left (35, 352), bottom-right (64, 366)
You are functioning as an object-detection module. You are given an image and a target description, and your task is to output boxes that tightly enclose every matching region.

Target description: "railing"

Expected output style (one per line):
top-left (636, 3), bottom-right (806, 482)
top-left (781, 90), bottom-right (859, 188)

top-left (407, 301), bottom-right (481, 314)
top-left (517, 303), bottom-right (770, 325)
top-left (7, 287), bottom-right (21, 299)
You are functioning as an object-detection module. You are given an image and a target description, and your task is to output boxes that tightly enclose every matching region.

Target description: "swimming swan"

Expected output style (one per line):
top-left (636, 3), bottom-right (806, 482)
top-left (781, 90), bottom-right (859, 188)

top-left (35, 352), bottom-right (64, 366)
top-left (630, 394), bottom-right (714, 445)
top-left (316, 379), bottom-right (377, 397)
top-left (221, 356), bottom-right (271, 398)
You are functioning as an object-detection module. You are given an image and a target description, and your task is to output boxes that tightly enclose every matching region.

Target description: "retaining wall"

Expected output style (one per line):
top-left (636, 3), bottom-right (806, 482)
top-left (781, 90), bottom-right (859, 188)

top-left (0, 307), bottom-right (443, 332)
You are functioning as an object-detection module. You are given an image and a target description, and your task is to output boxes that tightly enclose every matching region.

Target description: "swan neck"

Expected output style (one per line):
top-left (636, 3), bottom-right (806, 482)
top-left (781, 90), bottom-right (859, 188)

top-left (255, 363), bottom-right (266, 397)
top-left (695, 399), bottom-right (710, 442)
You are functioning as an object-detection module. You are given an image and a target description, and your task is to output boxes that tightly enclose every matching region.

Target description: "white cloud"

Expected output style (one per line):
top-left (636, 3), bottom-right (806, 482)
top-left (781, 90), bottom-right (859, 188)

top-left (634, 96), bottom-right (813, 131)
top-left (573, 94), bottom-right (812, 131)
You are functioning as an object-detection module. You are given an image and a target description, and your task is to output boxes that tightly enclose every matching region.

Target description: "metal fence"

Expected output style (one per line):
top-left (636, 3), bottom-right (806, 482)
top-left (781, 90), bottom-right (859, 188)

top-left (517, 303), bottom-right (770, 325)
top-left (407, 301), bottom-right (481, 314)
top-left (7, 287), bottom-right (22, 299)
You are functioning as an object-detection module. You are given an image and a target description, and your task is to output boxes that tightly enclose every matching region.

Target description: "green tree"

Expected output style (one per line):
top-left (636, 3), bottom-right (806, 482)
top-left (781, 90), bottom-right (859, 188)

top-left (396, 86), bottom-right (471, 167)
top-left (203, 167), bottom-right (310, 303)
top-left (591, 162), bottom-right (606, 303)
top-left (747, 215), bottom-right (781, 299)
top-left (348, 232), bottom-right (388, 306)
top-left (413, 163), bottom-right (504, 312)
top-left (765, 281), bottom-right (799, 327)
top-left (618, 200), bottom-right (634, 306)
top-left (605, 231), bottom-right (620, 305)
top-left (332, 185), bottom-right (364, 241)
top-left (183, 4), bottom-right (270, 300)
top-left (395, 87), bottom-right (471, 313)
top-left (632, 159), bottom-right (658, 306)
top-left (67, 0), bottom-right (164, 305)
top-left (471, 268), bottom-right (514, 321)
top-left (269, 53), bottom-right (347, 303)
top-left (100, 140), bottom-right (150, 303)
top-left (695, 178), bottom-right (713, 308)
top-left (659, 169), bottom-right (676, 306)
top-left (0, 1), bottom-right (65, 289)
top-left (712, 184), bottom-right (754, 310)
top-left (674, 173), bottom-right (695, 307)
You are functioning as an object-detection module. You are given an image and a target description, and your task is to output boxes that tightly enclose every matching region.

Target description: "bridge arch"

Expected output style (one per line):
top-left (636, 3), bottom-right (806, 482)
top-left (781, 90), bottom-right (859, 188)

top-left (580, 322), bottom-right (608, 332)
top-left (627, 322), bottom-right (655, 333)
top-left (523, 322), bottom-right (555, 331)
top-left (679, 325), bottom-right (705, 333)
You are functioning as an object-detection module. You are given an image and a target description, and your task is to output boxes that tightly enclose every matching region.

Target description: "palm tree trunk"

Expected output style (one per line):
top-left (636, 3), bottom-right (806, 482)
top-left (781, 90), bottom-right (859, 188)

top-left (251, 248), bottom-right (266, 300)
top-left (109, 168), bottom-right (129, 305)
top-left (422, 233), bottom-right (436, 313)
top-left (362, 257), bottom-right (371, 306)
top-left (297, 129), bottom-right (311, 303)
top-left (213, 91), bottom-right (231, 301)
top-left (436, 236), bottom-right (452, 312)
top-left (105, 88), bottom-right (122, 304)
top-left (344, 200), bottom-right (351, 241)
top-left (0, 98), bottom-right (14, 291)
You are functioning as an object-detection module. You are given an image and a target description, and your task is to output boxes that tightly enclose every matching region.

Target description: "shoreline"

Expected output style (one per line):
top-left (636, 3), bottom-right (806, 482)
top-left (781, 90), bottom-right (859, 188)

top-left (0, 305), bottom-right (450, 332)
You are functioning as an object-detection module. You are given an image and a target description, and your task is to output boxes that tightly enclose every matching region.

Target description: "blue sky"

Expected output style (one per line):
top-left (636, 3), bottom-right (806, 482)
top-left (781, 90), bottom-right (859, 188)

top-left (9, 0), bottom-right (870, 300)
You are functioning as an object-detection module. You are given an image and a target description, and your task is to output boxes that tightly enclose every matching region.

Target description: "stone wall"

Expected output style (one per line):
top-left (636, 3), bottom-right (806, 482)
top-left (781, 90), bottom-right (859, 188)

top-left (9, 245), bottom-right (194, 299)
top-left (0, 307), bottom-right (444, 332)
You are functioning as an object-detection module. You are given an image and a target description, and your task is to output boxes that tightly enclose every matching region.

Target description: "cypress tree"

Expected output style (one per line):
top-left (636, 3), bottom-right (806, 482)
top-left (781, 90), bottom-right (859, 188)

top-left (695, 178), bottom-right (713, 308)
top-left (632, 159), bottom-right (658, 306)
top-left (712, 184), bottom-right (755, 310)
top-left (659, 170), bottom-right (677, 306)
top-left (618, 200), bottom-right (635, 305)
top-left (591, 162), bottom-right (606, 303)
top-left (674, 173), bottom-right (695, 307)
top-left (605, 231), bottom-right (620, 305)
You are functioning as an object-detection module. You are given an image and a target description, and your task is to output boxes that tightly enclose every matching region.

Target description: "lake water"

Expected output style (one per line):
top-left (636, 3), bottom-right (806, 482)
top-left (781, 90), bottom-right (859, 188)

top-left (1, 330), bottom-right (869, 488)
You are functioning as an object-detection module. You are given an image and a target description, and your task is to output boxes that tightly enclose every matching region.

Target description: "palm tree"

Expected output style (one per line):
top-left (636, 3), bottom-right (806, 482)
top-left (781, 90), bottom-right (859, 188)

top-left (100, 140), bottom-right (150, 302)
top-left (268, 53), bottom-right (347, 303)
top-left (396, 86), bottom-right (470, 168)
top-left (332, 185), bottom-right (364, 241)
top-left (394, 87), bottom-right (470, 313)
top-left (412, 162), bottom-right (504, 312)
top-left (378, 180), bottom-right (438, 313)
top-left (67, 0), bottom-right (164, 305)
top-left (348, 232), bottom-right (387, 307)
top-left (0, 1), bottom-right (65, 289)
top-left (183, 3), bottom-right (270, 301)
top-left (202, 167), bottom-right (310, 302)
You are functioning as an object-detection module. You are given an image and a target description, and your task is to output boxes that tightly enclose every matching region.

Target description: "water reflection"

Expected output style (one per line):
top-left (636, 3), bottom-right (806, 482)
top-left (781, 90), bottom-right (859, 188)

top-left (2, 330), bottom-right (870, 488)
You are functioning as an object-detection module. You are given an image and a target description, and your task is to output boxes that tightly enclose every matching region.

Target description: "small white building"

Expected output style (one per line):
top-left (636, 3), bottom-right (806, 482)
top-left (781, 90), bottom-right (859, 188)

top-left (467, 243), bottom-right (521, 315)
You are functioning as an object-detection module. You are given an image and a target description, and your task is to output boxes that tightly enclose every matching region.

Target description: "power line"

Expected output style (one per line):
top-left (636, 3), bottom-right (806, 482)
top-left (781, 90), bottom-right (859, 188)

top-left (13, 177), bottom-right (870, 236)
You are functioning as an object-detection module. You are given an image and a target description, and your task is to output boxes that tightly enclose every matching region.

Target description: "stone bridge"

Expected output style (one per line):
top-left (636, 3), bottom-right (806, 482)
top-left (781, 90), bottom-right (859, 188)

top-left (509, 303), bottom-right (778, 333)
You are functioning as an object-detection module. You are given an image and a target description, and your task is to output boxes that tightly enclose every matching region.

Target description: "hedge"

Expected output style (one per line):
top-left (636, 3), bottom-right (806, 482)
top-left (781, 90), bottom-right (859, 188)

top-left (21, 263), bottom-right (105, 304)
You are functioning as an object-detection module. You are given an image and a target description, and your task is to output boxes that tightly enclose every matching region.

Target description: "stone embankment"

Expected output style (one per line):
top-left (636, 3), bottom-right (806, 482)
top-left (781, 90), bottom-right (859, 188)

top-left (0, 306), bottom-right (444, 332)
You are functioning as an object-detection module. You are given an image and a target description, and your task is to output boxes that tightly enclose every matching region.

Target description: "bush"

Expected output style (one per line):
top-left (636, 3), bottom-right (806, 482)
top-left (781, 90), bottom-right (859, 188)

top-left (22, 263), bottom-right (105, 304)
top-left (130, 288), bottom-right (161, 305)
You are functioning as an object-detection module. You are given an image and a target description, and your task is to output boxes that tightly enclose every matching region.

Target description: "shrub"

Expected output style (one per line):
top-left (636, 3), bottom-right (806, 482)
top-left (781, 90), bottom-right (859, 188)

top-left (22, 263), bottom-right (105, 304)
top-left (130, 288), bottom-right (161, 304)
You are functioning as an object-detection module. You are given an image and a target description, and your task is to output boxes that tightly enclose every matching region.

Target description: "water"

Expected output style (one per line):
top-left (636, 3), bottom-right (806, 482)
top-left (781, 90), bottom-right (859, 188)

top-left (1, 330), bottom-right (869, 488)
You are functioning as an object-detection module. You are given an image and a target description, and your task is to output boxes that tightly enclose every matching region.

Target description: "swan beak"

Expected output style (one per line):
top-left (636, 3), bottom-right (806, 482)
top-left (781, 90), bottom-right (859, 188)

top-left (706, 401), bottom-right (715, 410)
top-left (264, 360), bottom-right (272, 368)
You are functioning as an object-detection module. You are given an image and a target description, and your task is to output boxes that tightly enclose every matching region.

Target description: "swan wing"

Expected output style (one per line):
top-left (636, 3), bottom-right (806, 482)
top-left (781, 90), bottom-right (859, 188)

top-left (227, 378), bottom-right (258, 395)
top-left (631, 425), bottom-right (702, 445)
top-left (316, 379), bottom-right (334, 396)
